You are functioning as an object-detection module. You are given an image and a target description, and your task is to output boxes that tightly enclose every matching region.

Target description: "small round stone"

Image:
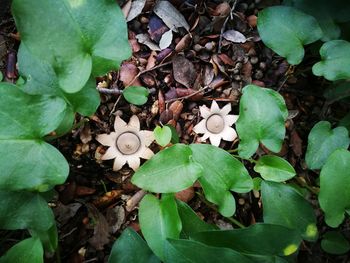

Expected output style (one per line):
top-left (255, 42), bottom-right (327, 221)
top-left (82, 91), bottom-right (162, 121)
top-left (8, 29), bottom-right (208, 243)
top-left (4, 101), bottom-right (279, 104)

top-left (206, 114), bottom-right (225, 134)
top-left (116, 132), bottom-right (141, 155)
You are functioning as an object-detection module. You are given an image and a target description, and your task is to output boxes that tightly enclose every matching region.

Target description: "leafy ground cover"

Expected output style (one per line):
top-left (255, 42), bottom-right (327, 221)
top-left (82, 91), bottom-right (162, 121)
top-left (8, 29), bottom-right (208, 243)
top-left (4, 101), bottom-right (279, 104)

top-left (1, 0), bottom-right (350, 262)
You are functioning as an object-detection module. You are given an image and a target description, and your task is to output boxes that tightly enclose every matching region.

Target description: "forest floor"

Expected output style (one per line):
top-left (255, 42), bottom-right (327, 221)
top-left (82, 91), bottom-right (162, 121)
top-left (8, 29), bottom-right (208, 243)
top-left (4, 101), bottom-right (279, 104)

top-left (1, 0), bottom-right (349, 262)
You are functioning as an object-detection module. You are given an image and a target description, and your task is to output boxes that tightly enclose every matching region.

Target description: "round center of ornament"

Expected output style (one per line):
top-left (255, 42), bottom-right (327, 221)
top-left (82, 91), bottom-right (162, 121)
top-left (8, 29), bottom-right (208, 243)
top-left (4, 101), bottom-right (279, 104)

top-left (116, 132), bottom-right (141, 155)
top-left (206, 114), bottom-right (225, 134)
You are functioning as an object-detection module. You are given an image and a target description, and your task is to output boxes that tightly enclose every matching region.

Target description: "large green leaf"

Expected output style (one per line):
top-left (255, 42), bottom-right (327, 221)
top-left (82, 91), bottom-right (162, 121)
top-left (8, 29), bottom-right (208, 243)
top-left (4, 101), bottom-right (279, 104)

top-left (108, 228), bottom-right (160, 263)
top-left (319, 149), bottom-right (350, 227)
top-left (139, 194), bottom-right (182, 260)
top-left (321, 231), bottom-right (350, 255)
top-left (176, 200), bottom-right (218, 238)
top-left (305, 121), bottom-right (349, 169)
top-left (0, 238), bottom-right (43, 263)
top-left (191, 223), bottom-right (302, 256)
top-left (0, 83), bottom-right (69, 191)
top-left (257, 6), bottom-right (322, 65)
top-left (313, 40), bottom-right (350, 81)
top-left (0, 191), bottom-right (55, 232)
top-left (132, 144), bottom-right (203, 193)
top-left (284, 0), bottom-right (350, 41)
top-left (261, 181), bottom-right (318, 241)
top-left (13, 0), bottom-right (131, 93)
top-left (254, 155), bottom-right (296, 182)
top-left (165, 239), bottom-right (254, 263)
top-left (190, 144), bottom-right (253, 217)
top-left (236, 85), bottom-right (288, 159)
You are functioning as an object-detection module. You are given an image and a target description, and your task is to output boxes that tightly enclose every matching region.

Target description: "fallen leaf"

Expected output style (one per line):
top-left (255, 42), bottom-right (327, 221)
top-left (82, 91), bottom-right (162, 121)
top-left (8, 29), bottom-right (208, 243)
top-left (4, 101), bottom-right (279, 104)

top-left (79, 125), bottom-right (92, 144)
top-left (126, 0), bottom-right (146, 22)
top-left (290, 129), bottom-right (303, 157)
top-left (175, 187), bottom-right (194, 203)
top-left (154, 0), bottom-right (190, 32)
top-left (106, 205), bottom-right (126, 233)
top-left (136, 33), bottom-right (161, 51)
top-left (223, 29), bottom-right (247, 43)
top-left (86, 204), bottom-right (110, 250)
top-left (148, 15), bottom-right (169, 42)
top-left (92, 190), bottom-right (123, 208)
top-left (175, 33), bottom-right (192, 52)
top-left (169, 101), bottom-right (183, 121)
top-left (119, 62), bottom-right (142, 86)
top-left (173, 55), bottom-right (196, 88)
top-left (159, 30), bottom-right (173, 50)
top-left (54, 202), bottom-right (82, 225)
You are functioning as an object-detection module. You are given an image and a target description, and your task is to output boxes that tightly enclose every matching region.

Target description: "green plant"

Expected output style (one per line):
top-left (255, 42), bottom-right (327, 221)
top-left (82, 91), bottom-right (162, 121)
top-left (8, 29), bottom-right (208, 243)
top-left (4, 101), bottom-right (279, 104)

top-left (2, 0), bottom-right (350, 261)
top-left (0, 0), bottom-right (130, 260)
top-left (107, 0), bottom-right (350, 262)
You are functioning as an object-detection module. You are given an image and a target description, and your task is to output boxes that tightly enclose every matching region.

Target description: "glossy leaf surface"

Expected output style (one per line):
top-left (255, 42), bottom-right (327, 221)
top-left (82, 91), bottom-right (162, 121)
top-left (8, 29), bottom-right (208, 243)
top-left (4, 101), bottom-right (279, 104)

top-left (261, 181), bottom-right (318, 241)
top-left (0, 83), bottom-right (68, 191)
top-left (13, 0), bottom-right (131, 93)
top-left (254, 155), bottom-right (296, 182)
top-left (154, 125), bottom-right (172, 147)
top-left (321, 231), bottom-right (350, 255)
top-left (319, 149), bottom-right (350, 227)
top-left (108, 228), bottom-right (160, 263)
top-left (306, 121), bottom-right (349, 169)
top-left (257, 6), bottom-right (322, 65)
top-left (313, 40), bottom-right (350, 80)
top-left (132, 144), bottom-right (202, 193)
top-left (139, 194), bottom-right (182, 260)
top-left (191, 223), bottom-right (302, 256)
top-left (236, 85), bottom-right (288, 159)
top-left (190, 144), bottom-right (253, 217)
top-left (0, 238), bottom-right (43, 263)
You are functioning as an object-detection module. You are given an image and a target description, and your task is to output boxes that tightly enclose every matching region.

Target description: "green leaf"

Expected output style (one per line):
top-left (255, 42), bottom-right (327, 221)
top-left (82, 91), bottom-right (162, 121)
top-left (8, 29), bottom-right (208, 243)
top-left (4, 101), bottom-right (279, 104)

top-left (165, 239), bottom-right (254, 263)
top-left (166, 124), bottom-right (180, 144)
top-left (176, 200), bottom-right (218, 238)
top-left (191, 223), bottom-right (302, 256)
top-left (261, 181), bottom-right (318, 241)
top-left (313, 40), bottom-right (350, 81)
top-left (132, 144), bottom-right (203, 193)
top-left (190, 144), bottom-right (253, 217)
top-left (108, 228), bottom-right (160, 263)
top-left (254, 155), bottom-right (296, 182)
top-left (139, 194), bottom-right (182, 260)
top-left (305, 121), bottom-right (349, 169)
top-left (29, 225), bottom-right (58, 253)
top-left (0, 71), bottom-right (3, 81)
top-left (236, 85), bottom-right (288, 159)
top-left (0, 238), bottom-right (43, 263)
top-left (340, 112), bottom-right (350, 133)
top-left (319, 149), bottom-right (350, 227)
top-left (0, 83), bottom-right (69, 191)
top-left (64, 77), bottom-right (100, 116)
top-left (257, 6), bottom-right (322, 65)
top-left (13, 0), bottom-right (131, 93)
top-left (0, 83), bottom-right (66, 139)
top-left (154, 125), bottom-right (172, 147)
top-left (123, 86), bottom-right (149, 105)
top-left (284, 0), bottom-right (349, 41)
top-left (0, 191), bottom-right (55, 232)
top-left (324, 81), bottom-right (350, 102)
top-left (321, 231), bottom-right (350, 255)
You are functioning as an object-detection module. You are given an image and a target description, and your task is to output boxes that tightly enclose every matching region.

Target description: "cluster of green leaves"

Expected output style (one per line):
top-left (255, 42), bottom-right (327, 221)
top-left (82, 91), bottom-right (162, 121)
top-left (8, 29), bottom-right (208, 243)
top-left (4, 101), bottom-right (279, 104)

top-left (256, 0), bottom-right (350, 255)
top-left (108, 85), bottom-right (326, 262)
top-left (0, 0), bottom-right (130, 261)
top-left (109, 1), bottom-right (350, 257)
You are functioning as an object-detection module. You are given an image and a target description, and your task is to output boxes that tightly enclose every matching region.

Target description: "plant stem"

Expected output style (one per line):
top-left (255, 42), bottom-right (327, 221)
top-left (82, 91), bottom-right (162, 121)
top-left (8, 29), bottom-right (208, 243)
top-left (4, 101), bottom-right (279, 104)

top-left (230, 154), bottom-right (257, 164)
top-left (225, 216), bottom-right (245, 229)
top-left (196, 192), bottom-right (245, 229)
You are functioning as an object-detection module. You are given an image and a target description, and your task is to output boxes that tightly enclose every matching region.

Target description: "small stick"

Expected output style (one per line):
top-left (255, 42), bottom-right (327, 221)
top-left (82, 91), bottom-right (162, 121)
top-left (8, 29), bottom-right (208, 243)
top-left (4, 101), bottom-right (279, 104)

top-left (125, 61), bottom-right (173, 88)
top-left (96, 87), bottom-right (122, 95)
top-left (165, 86), bottom-right (210, 104)
top-left (126, 190), bottom-right (147, 212)
top-left (218, 0), bottom-right (238, 53)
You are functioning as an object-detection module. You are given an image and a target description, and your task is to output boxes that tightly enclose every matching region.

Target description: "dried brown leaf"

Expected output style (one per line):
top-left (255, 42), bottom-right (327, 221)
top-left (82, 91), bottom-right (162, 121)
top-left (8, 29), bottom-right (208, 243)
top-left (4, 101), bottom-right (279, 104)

top-left (86, 204), bottom-right (110, 250)
top-left (154, 0), bottom-right (190, 32)
top-left (126, 0), bottom-right (146, 22)
top-left (173, 55), bottom-right (196, 88)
